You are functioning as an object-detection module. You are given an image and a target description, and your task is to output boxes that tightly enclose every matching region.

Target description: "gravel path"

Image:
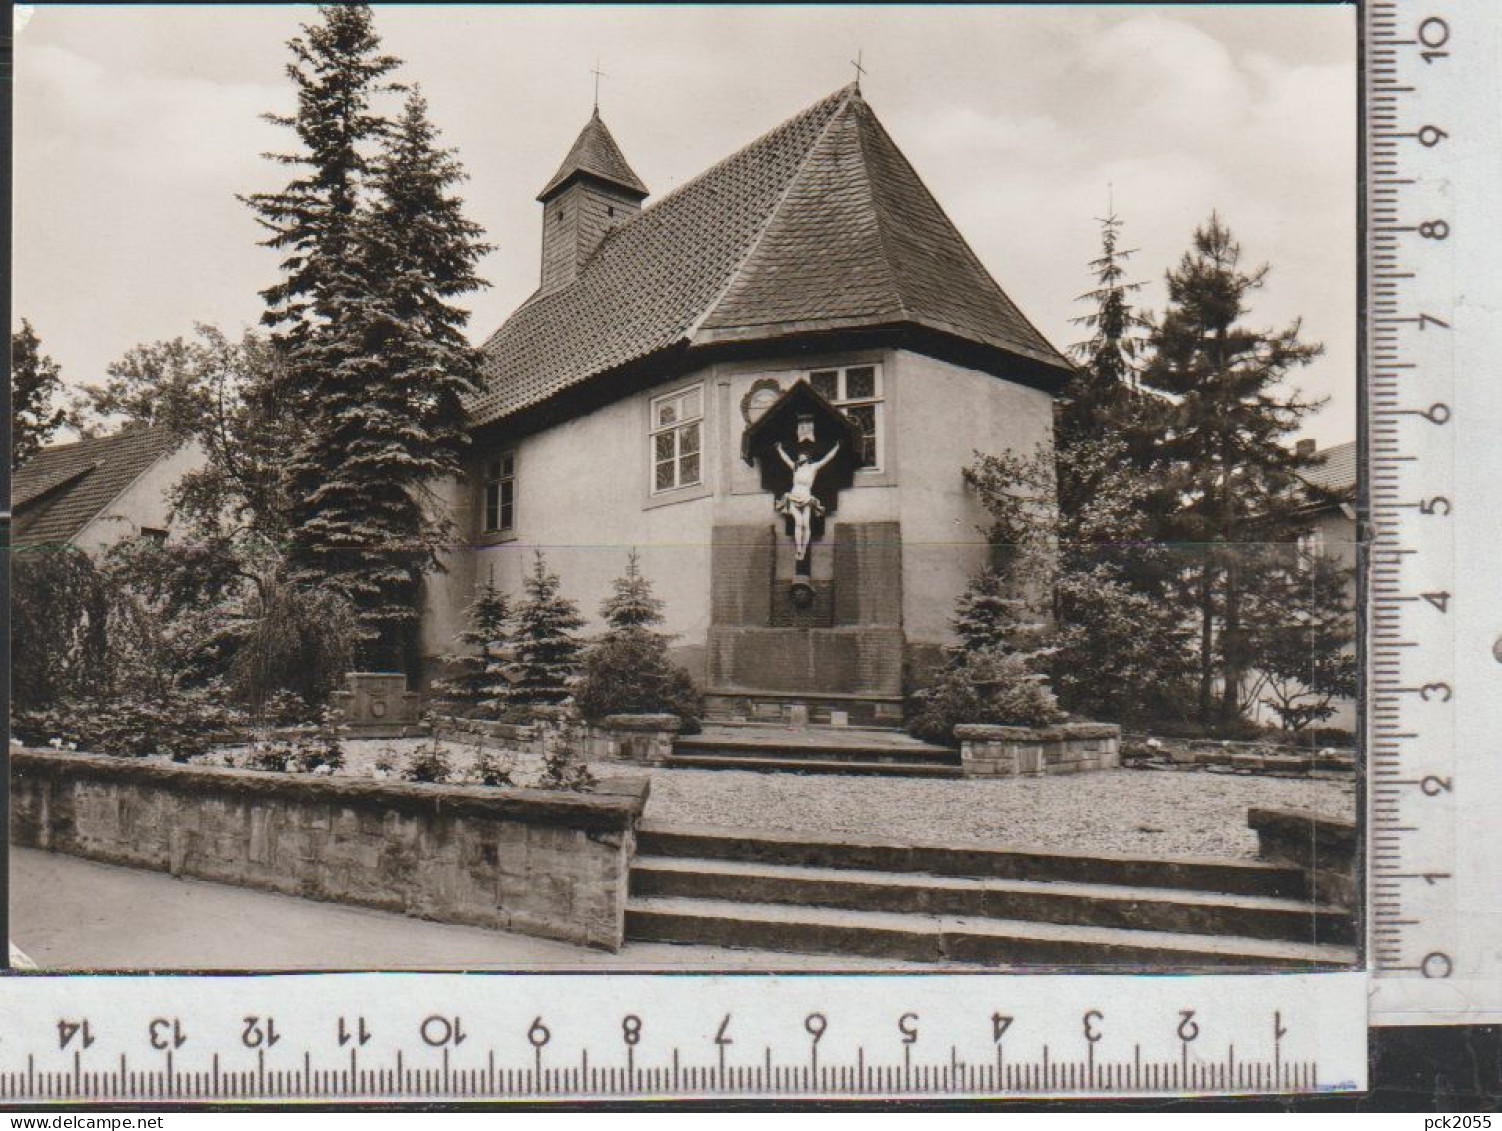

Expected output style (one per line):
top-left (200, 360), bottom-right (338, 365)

top-left (638, 766), bottom-right (1356, 860)
top-left (215, 737), bottom-right (1356, 860)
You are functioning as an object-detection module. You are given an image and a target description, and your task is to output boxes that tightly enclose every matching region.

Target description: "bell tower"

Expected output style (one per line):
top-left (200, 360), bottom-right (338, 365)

top-left (536, 109), bottom-right (648, 293)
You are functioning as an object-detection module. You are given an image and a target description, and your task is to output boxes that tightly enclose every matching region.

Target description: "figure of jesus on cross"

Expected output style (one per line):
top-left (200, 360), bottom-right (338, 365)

top-left (774, 437), bottom-right (841, 562)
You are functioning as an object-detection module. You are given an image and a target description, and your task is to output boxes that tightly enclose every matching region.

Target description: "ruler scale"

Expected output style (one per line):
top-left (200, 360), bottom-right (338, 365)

top-left (4, 0), bottom-right (1500, 1102)
top-left (1365, 0), bottom-right (1502, 1024)
top-left (0, 974), bottom-right (1366, 1101)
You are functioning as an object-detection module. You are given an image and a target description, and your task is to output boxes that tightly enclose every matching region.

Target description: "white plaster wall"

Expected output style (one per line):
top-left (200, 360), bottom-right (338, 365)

top-left (73, 440), bottom-right (207, 554)
top-left (430, 347), bottom-right (1056, 664)
top-left (891, 351), bottom-right (1055, 644)
top-left (425, 375), bottom-right (717, 663)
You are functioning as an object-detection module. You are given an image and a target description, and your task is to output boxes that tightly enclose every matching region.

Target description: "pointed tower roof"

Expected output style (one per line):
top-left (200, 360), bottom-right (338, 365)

top-left (537, 109), bottom-right (649, 202)
top-left (475, 84), bottom-right (1069, 426)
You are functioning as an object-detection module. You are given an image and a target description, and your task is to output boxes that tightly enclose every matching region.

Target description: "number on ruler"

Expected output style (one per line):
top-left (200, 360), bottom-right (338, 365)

top-left (1422, 591), bottom-right (1450, 612)
top-left (804, 1012), bottom-right (827, 1046)
top-left (57, 1020), bottom-right (94, 1050)
top-left (1417, 402), bottom-right (1451, 424)
top-left (899, 1013), bottom-right (919, 1045)
top-left (420, 1015), bottom-right (465, 1047)
top-left (1418, 16), bottom-right (1450, 63)
top-left (1177, 1011), bottom-right (1200, 1043)
top-left (242, 1016), bottom-right (280, 1049)
top-left (1082, 1010), bottom-right (1103, 1043)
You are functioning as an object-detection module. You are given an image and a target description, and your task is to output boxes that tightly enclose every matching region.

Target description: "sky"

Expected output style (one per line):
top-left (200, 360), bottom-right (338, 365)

top-left (14, 4), bottom-right (1357, 446)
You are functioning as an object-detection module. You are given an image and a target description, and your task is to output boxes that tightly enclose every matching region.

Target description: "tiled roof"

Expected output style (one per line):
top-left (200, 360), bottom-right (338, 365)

top-left (1298, 440), bottom-right (1357, 498)
top-left (12, 425), bottom-right (181, 550)
top-left (537, 109), bottom-right (649, 201)
top-left (472, 84), bottom-right (1070, 427)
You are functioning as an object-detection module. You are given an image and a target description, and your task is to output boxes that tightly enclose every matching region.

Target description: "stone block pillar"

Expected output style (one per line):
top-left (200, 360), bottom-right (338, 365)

top-left (955, 723), bottom-right (1121, 778)
top-left (594, 714), bottom-right (682, 764)
top-left (331, 672), bottom-right (425, 737)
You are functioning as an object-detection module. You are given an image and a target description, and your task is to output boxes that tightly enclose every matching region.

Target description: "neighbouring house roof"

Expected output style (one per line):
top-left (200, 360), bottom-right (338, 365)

top-left (537, 108), bottom-right (649, 202)
top-left (12, 425), bottom-right (181, 549)
top-left (472, 83), bottom-right (1071, 428)
top-left (1298, 440), bottom-right (1357, 500)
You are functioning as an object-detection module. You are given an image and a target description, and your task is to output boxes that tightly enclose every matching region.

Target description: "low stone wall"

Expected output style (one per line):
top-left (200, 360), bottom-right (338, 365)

top-left (1248, 807), bottom-right (1359, 908)
top-left (954, 723), bottom-right (1121, 778)
top-left (11, 748), bottom-right (649, 951)
top-left (1125, 736), bottom-right (1356, 776)
top-left (434, 713), bottom-right (681, 765)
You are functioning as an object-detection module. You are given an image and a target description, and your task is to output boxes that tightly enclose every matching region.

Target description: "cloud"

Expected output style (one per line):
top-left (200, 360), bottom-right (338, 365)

top-left (18, 41), bottom-right (283, 184)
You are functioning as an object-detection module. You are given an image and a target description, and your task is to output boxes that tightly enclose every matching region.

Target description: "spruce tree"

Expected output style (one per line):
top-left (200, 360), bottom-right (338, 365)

top-left (438, 571), bottom-right (513, 716)
top-left (11, 320), bottom-right (69, 468)
top-left (1061, 211), bottom-right (1151, 443)
top-left (1140, 214), bottom-right (1324, 721)
top-left (576, 551), bottom-right (702, 725)
top-left (599, 549), bottom-right (665, 632)
top-left (243, 3), bottom-right (400, 366)
top-left (247, 12), bottom-right (490, 668)
top-left (951, 566), bottom-right (1026, 655)
top-left (1244, 546), bottom-right (1357, 733)
top-left (507, 552), bottom-right (585, 706)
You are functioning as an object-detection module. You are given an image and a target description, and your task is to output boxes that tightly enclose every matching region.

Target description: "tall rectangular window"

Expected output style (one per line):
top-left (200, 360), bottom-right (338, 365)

top-left (483, 452), bottom-right (516, 534)
top-left (808, 364), bottom-right (883, 470)
top-left (650, 384), bottom-right (703, 493)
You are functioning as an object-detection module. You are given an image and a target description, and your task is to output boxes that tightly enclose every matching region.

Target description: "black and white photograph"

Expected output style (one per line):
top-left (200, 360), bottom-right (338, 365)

top-left (10, 3), bottom-right (1359, 975)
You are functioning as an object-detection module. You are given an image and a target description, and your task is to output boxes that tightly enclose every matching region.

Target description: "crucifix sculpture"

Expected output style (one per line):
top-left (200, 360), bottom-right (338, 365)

top-left (741, 379), bottom-right (862, 582)
top-left (774, 423), bottom-right (841, 564)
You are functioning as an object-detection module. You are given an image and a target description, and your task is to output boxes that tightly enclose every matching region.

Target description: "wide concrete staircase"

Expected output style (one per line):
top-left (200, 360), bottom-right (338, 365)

top-left (626, 824), bottom-right (1358, 969)
top-left (665, 724), bottom-right (962, 777)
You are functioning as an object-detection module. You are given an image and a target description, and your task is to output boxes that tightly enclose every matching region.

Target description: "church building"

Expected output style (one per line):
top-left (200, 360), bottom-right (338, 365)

top-left (421, 82), bottom-right (1073, 725)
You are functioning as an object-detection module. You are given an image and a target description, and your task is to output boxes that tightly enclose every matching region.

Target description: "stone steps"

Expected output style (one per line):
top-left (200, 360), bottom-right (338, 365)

top-left (662, 753), bottom-right (964, 777)
top-left (677, 734), bottom-right (957, 762)
top-left (631, 856), bottom-right (1354, 946)
top-left (625, 897), bottom-right (1357, 969)
top-left (636, 823), bottom-right (1310, 900)
top-left (667, 727), bottom-right (961, 777)
top-left (702, 691), bottom-right (906, 730)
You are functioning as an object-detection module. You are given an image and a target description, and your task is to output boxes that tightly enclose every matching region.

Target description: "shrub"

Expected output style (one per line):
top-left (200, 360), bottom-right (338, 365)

top-left (11, 548), bottom-right (113, 711)
top-left (538, 743), bottom-right (596, 792)
top-left (15, 685), bottom-right (245, 762)
top-left (288, 708), bottom-right (346, 773)
top-left (227, 577), bottom-right (359, 713)
top-left (259, 688), bottom-right (315, 727)
top-left (574, 634), bottom-right (703, 731)
top-left (908, 650), bottom-right (1063, 745)
top-left (241, 740), bottom-right (295, 773)
top-left (468, 740), bottom-right (515, 787)
top-left (400, 737), bottom-right (453, 784)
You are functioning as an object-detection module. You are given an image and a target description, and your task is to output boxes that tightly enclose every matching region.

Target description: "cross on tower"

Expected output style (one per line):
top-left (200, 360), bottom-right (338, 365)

top-left (591, 59), bottom-right (607, 112)
top-left (851, 49), bottom-right (867, 90)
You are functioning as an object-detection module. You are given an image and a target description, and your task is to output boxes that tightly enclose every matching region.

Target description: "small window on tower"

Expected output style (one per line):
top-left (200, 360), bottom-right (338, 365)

top-left (607, 205), bottom-right (616, 218)
top-left (483, 452), bottom-right (517, 534)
